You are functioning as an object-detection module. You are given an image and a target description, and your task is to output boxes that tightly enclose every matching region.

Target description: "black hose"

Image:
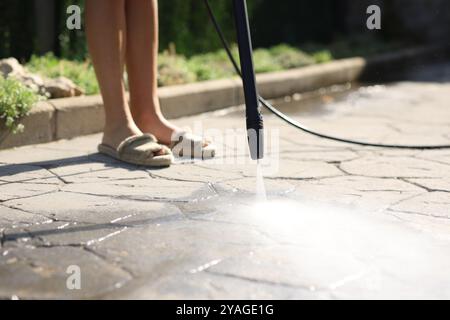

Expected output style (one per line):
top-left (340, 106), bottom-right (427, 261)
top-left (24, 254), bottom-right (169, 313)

top-left (204, 0), bottom-right (450, 150)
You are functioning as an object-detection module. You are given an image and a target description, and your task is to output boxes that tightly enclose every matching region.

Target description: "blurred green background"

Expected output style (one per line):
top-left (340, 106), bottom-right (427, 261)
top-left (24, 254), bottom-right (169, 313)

top-left (2, 0), bottom-right (448, 61)
top-left (0, 0), bottom-right (337, 60)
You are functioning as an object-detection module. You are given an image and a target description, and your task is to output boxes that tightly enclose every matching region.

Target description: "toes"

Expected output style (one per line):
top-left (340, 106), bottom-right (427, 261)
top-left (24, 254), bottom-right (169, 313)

top-left (156, 149), bottom-right (166, 156)
top-left (203, 139), bottom-right (212, 148)
top-left (154, 145), bottom-right (171, 157)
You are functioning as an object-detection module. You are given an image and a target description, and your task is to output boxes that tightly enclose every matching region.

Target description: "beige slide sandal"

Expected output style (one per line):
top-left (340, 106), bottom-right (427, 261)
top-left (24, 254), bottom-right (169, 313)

top-left (170, 132), bottom-right (216, 159)
top-left (98, 134), bottom-right (173, 167)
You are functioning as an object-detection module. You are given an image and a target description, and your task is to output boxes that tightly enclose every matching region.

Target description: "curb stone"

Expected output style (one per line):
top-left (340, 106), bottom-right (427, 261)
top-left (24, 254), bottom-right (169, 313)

top-left (0, 101), bottom-right (55, 150)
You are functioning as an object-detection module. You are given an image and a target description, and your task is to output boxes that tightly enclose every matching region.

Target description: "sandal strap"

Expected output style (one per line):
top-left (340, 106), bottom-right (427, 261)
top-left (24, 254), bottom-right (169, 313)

top-left (117, 134), bottom-right (162, 158)
top-left (170, 132), bottom-right (209, 147)
top-left (171, 132), bottom-right (207, 157)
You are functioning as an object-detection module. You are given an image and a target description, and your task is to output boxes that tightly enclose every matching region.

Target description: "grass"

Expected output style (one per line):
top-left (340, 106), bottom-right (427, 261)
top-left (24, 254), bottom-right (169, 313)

top-left (0, 77), bottom-right (43, 134)
top-left (24, 37), bottom-right (407, 96)
top-left (26, 54), bottom-right (99, 95)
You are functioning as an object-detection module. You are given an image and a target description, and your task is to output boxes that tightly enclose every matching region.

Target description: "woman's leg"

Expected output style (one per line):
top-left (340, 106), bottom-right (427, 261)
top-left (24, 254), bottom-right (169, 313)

top-left (124, 0), bottom-right (180, 145)
top-left (86, 0), bottom-right (143, 148)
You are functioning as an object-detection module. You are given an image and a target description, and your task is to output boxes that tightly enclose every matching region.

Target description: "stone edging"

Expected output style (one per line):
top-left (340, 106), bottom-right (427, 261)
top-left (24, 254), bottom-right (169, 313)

top-left (0, 45), bottom-right (447, 150)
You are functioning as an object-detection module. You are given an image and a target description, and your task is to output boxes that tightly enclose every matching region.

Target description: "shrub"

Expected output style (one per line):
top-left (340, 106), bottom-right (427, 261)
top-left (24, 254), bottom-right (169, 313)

top-left (253, 49), bottom-right (283, 73)
top-left (311, 50), bottom-right (334, 64)
top-left (157, 51), bottom-right (196, 87)
top-left (0, 77), bottom-right (41, 133)
top-left (187, 44), bottom-right (317, 78)
top-left (187, 47), bottom-right (238, 81)
top-left (26, 53), bottom-right (99, 95)
top-left (269, 44), bottom-right (315, 69)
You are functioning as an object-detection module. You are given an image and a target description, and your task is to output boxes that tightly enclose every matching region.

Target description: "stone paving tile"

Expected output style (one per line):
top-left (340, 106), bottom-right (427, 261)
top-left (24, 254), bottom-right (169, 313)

top-left (0, 183), bottom-right (61, 202)
top-left (0, 163), bottom-right (57, 183)
top-left (207, 246), bottom-right (368, 294)
top-left (390, 192), bottom-right (450, 219)
top-left (3, 221), bottom-right (127, 249)
top-left (148, 162), bottom-right (245, 183)
top-left (3, 191), bottom-right (181, 224)
top-left (196, 158), bottom-right (342, 181)
top-left (288, 176), bottom-right (423, 212)
top-left (386, 209), bottom-right (450, 241)
top-left (35, 135), bottom-right (100, 153)
top-left (340, 156), bottom-right (450, 178)
top-left (0, 205), bottom-right (53, 230)
top-left (407, 178), bottom-right (450, 193)
top-left (50, 161), bottom-right (151, 184)
top-left (62, 178), bottom-right (217, 203)
top-left (282, 150), bottom-right (359, 163)
top-left (203, 203), bottom-right (450, 300)
top-left (0, 246), bottom-right (132, 299)
top-left (0, 146), bottom-right (90, 165)
top-left (88, 218), bottom-right (275, 277)
top-left (112, 272), bottom-right (327, 300)
top-left (416, 150), bottom-right (450, 166)
top-left (215, 179), bottom-right (296, 199)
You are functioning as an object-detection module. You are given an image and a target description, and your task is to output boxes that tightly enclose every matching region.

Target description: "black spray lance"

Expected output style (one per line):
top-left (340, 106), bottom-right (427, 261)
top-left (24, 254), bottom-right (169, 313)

top-left (232, 0), bottom-right (264, 160)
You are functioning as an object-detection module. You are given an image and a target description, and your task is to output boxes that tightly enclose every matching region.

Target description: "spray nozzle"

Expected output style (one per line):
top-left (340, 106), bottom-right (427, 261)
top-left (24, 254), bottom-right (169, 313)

top-left (247, 105), bottom-right (264, 160)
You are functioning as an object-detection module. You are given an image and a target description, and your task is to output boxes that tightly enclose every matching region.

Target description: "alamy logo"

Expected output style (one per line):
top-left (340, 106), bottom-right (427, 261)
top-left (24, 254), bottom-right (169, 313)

top-left (66, 265), bottom-right (81, 290)
top-left (367, 5), bottom-right (382, 30)
top-left (67, 5), bottom-right (82, 30)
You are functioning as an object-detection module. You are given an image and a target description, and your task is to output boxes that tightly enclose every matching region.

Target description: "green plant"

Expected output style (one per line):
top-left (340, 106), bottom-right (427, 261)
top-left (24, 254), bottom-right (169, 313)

top-left (0, 77), bottom-right (42, 134)
top-left (187, 44), bottom-right (316, 81)
top-left (187, 46), bottom-right (238, 81)
top-left (26, 53), bottom-right (99, 95)
top-left (253, 49), bottom-right (283, 73)
top-left (269, 44), bottom-right (315, 69)
top-left (157, 51), bottom-right (196, 87)
top-left (311, 50), bottom-right (334, 64)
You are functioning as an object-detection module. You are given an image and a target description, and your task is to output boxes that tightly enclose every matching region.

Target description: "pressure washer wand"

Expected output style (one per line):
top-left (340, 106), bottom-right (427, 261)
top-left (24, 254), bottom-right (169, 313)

top-left (232, 0), bottom-right (264, 160)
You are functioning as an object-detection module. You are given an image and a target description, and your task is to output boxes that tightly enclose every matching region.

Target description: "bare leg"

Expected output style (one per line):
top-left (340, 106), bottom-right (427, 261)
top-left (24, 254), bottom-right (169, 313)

top-left (86, 0), bottom-right (143, 148)
top-left (125, 0), bottom-right (180, 145)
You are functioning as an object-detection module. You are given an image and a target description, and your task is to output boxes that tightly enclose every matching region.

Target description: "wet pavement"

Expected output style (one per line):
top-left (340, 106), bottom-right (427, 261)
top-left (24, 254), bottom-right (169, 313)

top-left (1, 62), bottom-right (450, 299)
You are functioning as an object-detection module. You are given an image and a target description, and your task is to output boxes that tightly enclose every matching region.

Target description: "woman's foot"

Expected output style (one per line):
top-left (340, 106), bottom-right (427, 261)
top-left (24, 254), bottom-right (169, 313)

top-left (132, 99), bottom-right (215, 158)
top-left (134, 111), bottom-right (180, 146)
top-left (134, 111), bottom-right (215, 159)
top-left (98, 134), bottom-right (173, 167)
top-left (102, 121), bottom-right (168, 157)
top-left (102, 122), bottom-right (142, 149)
